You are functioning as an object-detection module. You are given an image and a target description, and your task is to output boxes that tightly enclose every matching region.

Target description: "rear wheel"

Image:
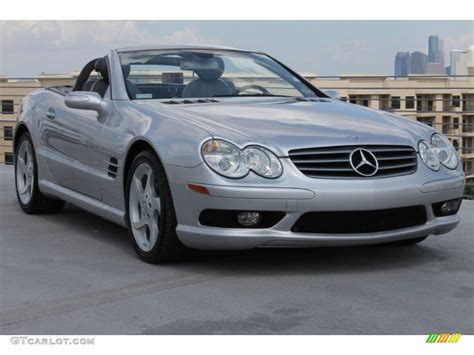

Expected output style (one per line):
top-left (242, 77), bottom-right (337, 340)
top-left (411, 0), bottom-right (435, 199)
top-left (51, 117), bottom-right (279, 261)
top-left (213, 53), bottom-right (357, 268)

top-left (125, 149), bottom-right (189, 263)
top-left (14, 133), bottom-right (65, 214)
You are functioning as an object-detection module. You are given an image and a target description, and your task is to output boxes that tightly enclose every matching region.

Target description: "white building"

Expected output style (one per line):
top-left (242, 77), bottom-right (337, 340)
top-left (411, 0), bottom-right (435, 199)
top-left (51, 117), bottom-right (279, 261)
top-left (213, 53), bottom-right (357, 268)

top-left (449, 46), bottom-right (474, 76)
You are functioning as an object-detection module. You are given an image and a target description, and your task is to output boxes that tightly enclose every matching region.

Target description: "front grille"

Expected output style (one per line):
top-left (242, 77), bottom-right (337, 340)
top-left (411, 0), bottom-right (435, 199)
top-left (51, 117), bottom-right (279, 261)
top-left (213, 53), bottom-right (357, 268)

top-left (291, 206), bottom-right (427, 234)
top-left (289, 145), bottom-right (417, 178)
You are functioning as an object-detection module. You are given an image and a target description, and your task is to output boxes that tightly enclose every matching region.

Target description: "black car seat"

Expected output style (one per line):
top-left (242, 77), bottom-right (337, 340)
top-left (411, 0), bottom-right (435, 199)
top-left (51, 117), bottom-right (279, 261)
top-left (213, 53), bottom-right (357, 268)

top-left (90, 58), bottom-right (109, 97)
top-left (74, 58), bottom-right (98, 92)
top-left (82, 79), bottom-right (97, 92)
top-left (182, 57), bottom-right (235, 98)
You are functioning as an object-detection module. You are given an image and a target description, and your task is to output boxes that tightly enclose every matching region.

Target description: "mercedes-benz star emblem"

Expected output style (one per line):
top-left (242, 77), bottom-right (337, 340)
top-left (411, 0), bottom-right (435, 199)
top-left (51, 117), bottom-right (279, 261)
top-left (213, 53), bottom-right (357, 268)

top-left (349, 148), bottom-right (379, 177)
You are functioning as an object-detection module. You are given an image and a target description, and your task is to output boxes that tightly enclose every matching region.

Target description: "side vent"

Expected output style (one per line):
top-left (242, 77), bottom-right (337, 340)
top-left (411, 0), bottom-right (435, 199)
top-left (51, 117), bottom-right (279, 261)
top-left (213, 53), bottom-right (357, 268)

top-left (107, 157), bottom-right (118, 178)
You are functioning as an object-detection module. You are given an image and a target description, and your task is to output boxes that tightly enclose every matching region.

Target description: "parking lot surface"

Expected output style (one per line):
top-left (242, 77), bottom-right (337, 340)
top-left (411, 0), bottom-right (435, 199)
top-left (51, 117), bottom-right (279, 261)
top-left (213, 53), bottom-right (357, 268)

top-left (0, 166), bottom-right (473, 334)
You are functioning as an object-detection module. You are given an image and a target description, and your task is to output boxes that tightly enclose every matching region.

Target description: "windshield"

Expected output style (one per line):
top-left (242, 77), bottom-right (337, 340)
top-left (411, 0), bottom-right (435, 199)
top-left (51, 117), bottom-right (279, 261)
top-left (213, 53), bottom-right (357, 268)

top-left (118, 49), bottom-right (319, 100)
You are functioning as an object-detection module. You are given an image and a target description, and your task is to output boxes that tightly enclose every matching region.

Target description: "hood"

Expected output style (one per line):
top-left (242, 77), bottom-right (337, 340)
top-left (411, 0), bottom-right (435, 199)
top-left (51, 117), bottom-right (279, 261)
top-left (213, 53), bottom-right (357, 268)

top-left (138, 98), bottom-right (434, 156)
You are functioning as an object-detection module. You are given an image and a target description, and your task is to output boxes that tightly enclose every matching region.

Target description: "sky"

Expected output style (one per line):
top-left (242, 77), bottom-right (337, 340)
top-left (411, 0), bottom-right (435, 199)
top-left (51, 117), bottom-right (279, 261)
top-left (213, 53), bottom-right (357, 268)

top-left (0, 20), bottom-right (473, 77)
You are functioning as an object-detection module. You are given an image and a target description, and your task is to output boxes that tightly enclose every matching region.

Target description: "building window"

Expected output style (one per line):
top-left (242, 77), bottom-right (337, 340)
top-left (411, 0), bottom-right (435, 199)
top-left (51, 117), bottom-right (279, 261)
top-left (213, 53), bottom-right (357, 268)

top-left (452, 139), bottom-right (459, 151)
top-left (452, 95), bottom-right (461, 108)
top-left (340, 97), bottom-right (347, 102)
top-left (453, 117), bottom-right (459, 130)
top-left (464, 116), bottom-right (474, 133)
top-left (1, 100), bottom-right (14, 114)
top-left (427, 100), bottom-right (434, 112)
top-left (391, 96), bottom-right (401, 109)
top-left (442, 117), bottom-right (450, 134)
top-left (417, 118), bottom-right (434, 127)
top-left (362, 99), bottom-right (369, 107)
top-left (4, 152), bottom-right (14, 165)
top-left (417, 97), bottom-right (422, 111)
top-left (405, 96), bottom-right (415, 109)
top-left (349, 97), bottom-right (357, 104)
top-left (3, 126), bottom-right (13, 141)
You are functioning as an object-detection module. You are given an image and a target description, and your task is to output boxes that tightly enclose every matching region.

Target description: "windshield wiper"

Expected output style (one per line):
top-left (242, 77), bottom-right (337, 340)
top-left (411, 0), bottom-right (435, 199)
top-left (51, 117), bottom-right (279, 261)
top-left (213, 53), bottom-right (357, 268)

top-left (212, 94), bottom-right (295, 98)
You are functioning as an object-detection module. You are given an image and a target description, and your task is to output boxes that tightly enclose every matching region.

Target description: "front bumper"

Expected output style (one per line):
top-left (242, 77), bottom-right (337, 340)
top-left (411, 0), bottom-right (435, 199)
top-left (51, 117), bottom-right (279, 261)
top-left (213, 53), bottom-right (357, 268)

top-left (165, 159), bottom-right (465, 250)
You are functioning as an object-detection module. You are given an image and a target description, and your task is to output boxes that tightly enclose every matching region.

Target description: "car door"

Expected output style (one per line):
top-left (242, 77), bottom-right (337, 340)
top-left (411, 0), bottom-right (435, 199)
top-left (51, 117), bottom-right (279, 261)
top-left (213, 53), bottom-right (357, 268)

top-left (38, 90), bottom-right (107, 200)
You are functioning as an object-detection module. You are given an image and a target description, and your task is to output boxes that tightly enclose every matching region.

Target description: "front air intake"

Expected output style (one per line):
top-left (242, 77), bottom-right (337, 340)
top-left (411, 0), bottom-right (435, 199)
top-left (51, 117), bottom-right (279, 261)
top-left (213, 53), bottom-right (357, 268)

top-left (291, 206), bottom-right (427, 233)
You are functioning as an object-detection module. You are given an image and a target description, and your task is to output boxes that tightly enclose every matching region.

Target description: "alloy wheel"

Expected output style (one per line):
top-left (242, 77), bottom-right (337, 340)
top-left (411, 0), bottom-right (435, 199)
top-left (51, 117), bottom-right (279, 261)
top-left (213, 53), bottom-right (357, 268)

top-left (16, 140), bottom-right (35, 205)
top-left (129, 163), bottom-right (162, 252)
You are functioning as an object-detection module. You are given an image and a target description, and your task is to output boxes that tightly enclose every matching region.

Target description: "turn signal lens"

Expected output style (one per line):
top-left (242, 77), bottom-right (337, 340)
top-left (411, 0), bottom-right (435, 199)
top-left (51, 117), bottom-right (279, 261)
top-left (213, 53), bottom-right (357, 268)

top-left (187, 184), bottom-right (210, 195)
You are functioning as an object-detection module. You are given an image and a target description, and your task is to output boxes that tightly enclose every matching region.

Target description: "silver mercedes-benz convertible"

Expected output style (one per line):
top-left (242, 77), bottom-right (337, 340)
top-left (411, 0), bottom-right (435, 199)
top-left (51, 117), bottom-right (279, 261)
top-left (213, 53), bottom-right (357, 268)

top-left (14, 45), bottom-right (465, 262)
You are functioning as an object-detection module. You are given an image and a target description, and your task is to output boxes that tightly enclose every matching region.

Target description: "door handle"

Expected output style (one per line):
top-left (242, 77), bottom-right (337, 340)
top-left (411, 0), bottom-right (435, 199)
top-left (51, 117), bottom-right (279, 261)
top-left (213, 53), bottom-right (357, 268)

top-left (45, 108), bottom-right (56, 120)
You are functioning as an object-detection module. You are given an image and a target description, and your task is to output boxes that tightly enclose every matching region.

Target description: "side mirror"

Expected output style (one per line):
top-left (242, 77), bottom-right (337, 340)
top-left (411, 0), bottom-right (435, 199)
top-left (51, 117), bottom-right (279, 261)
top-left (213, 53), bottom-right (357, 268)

top-left (65, 91), bottom-right (109, 116)
top-left (321, 89), bottom-right (342, 100)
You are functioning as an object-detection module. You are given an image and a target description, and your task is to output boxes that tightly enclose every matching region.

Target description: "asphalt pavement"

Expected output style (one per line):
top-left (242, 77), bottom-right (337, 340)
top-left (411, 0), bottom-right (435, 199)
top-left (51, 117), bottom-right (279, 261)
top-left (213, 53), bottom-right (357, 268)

top-left (0, 166), bottom-right (472, 334)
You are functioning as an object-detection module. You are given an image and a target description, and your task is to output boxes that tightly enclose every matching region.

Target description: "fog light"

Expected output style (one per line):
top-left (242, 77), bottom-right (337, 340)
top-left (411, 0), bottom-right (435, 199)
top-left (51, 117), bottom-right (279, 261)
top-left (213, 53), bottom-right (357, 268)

top-left (237, 212), bottom-right (262, 227)
top-left (199, 210), bottom-right (285, 228)
top-left (433, 198), bottom-right (462, 217)
top-left (441, 201), bottom-right (459, 215)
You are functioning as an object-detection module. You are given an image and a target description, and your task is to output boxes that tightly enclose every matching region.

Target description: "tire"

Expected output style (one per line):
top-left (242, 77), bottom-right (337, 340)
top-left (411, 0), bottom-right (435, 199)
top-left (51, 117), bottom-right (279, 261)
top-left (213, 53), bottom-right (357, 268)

top-left (125, 149), bottom-right (189, 263)
top-left (385, 236), bottom-right (428, 246)
top-left (14, 133), bottom-right (65, 214)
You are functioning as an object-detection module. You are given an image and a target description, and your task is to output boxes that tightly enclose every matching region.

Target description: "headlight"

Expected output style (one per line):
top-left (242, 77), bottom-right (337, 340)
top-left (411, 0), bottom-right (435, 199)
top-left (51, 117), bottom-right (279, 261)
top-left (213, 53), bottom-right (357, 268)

top-left (201, 139), bottom-right (283, 179)
top-left (431, 133), bottom-right (458, 169)
top-left (418, 133), bottom-right (458, 171)
top-left (418, 140), bottom-right (440, 171)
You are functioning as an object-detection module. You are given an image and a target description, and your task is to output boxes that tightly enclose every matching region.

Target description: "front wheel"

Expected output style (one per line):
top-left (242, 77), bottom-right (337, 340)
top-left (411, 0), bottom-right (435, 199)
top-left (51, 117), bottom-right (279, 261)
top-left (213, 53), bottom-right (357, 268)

top-left (125, 150), bottom-right (189, 263)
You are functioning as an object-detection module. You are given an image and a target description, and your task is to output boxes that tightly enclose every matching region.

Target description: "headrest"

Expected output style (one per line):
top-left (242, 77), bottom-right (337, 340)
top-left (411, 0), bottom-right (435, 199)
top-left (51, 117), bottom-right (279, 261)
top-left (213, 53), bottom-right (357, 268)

top-left (94, 57), bottom-right (109, 82)
top-left (122, 64), bottom-right (131, 78)
top-left (194, 57), bottom-right (225, 81)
